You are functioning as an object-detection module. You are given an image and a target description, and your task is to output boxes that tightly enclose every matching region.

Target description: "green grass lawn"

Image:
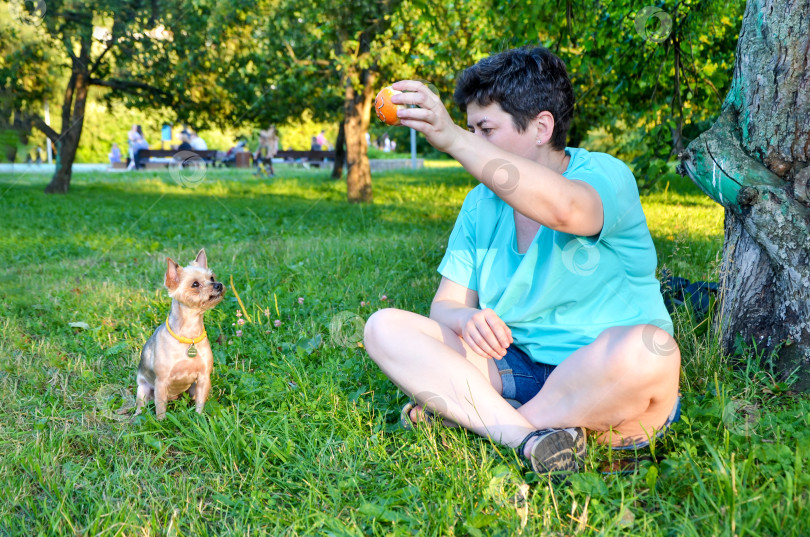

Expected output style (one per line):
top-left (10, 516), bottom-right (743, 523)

top-left (1, 165), bottom-right (808, 536)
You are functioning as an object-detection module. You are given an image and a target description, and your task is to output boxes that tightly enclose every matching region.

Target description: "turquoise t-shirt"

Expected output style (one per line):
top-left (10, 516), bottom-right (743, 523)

top-left (437, 146), bottom-right (672, 366)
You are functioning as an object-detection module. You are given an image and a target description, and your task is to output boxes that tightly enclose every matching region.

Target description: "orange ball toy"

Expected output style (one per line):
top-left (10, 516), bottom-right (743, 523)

top-left (374, 86), bottom-right (403, 125)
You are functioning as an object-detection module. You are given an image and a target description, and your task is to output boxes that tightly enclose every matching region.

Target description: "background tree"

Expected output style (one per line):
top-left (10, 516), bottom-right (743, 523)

top-left (4, 0), bottom-right (258, 194)
top-left (0, 5), bottom-right (58, 164)
top-left (681, 0), bottom-right (810, 388)
top-left (17, 0), bottom-right (174, 193)
top-left (252, 0), bottom-right (502, 202)
top-left (499, 0), bottom-right (744, 189)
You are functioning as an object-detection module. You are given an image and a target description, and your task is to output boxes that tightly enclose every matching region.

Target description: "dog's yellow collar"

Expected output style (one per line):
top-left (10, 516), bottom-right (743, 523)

top-left (165, 318), bottom-right (207, 345)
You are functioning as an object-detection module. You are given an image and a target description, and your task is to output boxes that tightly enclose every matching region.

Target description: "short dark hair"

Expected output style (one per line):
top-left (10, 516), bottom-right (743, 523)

top-left (453, 46), bottom-right (575, 150)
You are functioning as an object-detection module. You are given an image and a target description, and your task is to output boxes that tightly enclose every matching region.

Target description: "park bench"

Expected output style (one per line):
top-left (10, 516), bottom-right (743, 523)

top-left (138, 149), bottom-right (219, 169)
top-left (275, 150), bottom-right (336, 168)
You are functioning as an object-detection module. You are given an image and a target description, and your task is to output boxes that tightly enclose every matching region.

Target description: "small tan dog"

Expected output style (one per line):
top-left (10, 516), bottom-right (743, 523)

top-left (134, 249), bottom-right (224, 420)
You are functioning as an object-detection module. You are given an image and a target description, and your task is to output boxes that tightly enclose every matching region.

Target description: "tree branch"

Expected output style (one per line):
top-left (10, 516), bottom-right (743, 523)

top-left (89, 36), bottom-right (116, 75)
top-left (63, 35), bottom-right (78, 63)
top-left (90, 8), bottom-right (126, 75)
top-left (32, 115), bottom-right (60, 143)
top-left (89, 78), bottom-right (172, 100)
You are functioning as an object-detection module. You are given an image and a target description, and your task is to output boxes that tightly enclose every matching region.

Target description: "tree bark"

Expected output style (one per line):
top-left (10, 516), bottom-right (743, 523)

top-left (344, 66), bottom-right (375, 203)
top-left (680, 0), bottom-right (810, 387)
top-left (44, 30), bottom-right (92, 194)
top-left (331, 120), bottom-right (346, 179)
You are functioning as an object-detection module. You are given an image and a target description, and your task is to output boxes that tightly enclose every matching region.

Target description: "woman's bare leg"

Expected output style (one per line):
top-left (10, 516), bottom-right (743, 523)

top-left (364, 308), bottom-right (536, 448)
top-left (515, 324), bottom-right (681, 447)
top-left (364, 308), bottom-right (680, 449)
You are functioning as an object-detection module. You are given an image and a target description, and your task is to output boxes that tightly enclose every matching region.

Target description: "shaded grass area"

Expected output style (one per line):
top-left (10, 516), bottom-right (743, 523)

top-left (1, 167), bottom-right (808, 535)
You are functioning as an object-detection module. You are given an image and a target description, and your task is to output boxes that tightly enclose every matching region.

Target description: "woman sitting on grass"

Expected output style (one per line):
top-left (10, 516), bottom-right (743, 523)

top-left (363, 46), bottom-right (681, 475)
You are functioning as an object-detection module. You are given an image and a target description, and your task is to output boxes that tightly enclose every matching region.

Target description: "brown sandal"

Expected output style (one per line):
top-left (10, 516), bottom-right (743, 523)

top-left (399, 401), bottom-right (440, 430)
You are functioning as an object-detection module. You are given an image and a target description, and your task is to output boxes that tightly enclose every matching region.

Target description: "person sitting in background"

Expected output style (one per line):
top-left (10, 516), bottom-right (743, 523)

top-left (190, 132), bottom-right (208, 151)
top-left (108, 143), bottom-right (122, 165)
top-left (316, 130), bottom-right (330, 150)
top-left (177, 132), bottom-right (193, 152)
top-left (222, 140), bottom-right (247, 166)
top-left (161, 123), bottom-right (172, 150)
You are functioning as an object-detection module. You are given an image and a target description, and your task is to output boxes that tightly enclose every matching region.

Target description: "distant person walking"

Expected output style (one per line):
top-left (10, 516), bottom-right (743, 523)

top-left (254, 125), bottom-right (279, 177)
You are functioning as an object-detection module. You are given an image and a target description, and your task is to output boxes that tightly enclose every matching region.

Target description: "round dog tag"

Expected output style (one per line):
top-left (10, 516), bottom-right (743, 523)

top-left (186, 344), bottom-right (198, 358)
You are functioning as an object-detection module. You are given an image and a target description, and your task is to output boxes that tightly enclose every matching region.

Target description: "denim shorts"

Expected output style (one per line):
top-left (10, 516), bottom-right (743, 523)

top-left (493, 344), bottom-right (557, 405)
top-left (493, 344), bottom-right (680, 449)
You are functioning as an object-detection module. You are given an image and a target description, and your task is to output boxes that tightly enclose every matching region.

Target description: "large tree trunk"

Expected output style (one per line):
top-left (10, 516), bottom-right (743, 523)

top-left (344, 66), bottom-right (375, 203)
top-left (331, 120), bottom-right (346, 179)
top-left (680, 0), bottom-right (810, 388)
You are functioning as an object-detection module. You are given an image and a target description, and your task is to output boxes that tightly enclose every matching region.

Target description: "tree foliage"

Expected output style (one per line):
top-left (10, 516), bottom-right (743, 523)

top-left (0, 6), bottom-right (58, 161)
top-left (1, 0), bottom-right (265, 191)
top-left (497, 0), bottom-right (745, 189)
top-left (1, 0), bottom-right (744, 196)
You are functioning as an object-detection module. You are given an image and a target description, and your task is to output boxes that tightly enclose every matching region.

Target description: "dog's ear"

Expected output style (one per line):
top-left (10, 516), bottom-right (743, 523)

top-left (165, 257), bottom-right (181, 290)
top-left (194, 249), bottom-right (208, 269)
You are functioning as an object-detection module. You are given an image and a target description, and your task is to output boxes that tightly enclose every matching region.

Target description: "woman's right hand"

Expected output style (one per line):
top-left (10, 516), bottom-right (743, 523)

top-left (461, 308), bottom-right (513, 360)
top-left (391, 80), bottom-right (462, 154)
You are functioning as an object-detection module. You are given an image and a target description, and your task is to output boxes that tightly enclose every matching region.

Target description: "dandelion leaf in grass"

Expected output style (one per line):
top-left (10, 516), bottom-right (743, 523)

top-left (645, 465), bottom-right (659, 490)
top-left (204, 399), bottom-right (225, 418)
top-left (568, 472), bottom-right (609, 497)
top-left (104, 341), bottom-right (129, 356)
top-left (296, 334), bottom-right (323, 356)
top-left (358, 502), bottom-right (407, 523)
top-left (465, 511), bottom-right (499, 530)
top-left (144, 435), bottom-right (163, 452)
